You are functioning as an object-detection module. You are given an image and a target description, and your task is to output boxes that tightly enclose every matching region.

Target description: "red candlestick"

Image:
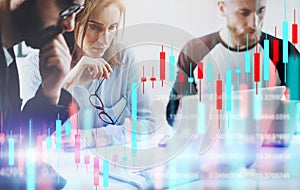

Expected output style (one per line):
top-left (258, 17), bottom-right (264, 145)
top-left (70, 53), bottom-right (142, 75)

top-left (179, 51), bottom-right (184, 108)
top-left (94, 157), bottom-right (99, 188)
top-left (273, 27), bottom-right (279, 68)
top-left (84, 154), bottom-right (90, 172)
top-left (292, 9), bottom-right (298, 60)
top-left (150, 66), bottom-right (156, 88)
top-left (198, 62), bottom-right (203, 79)
top-left (0, 133), bottom-right (4, 144)
top-left (292, 9), bottom-right (298, 44)
top-left (18, 127), bottom-right (24, 174)
top-left (216, 74), bottom-right (222, 129)
top-left (37, 134), bottom-right (43, 164)
top-left (254, 53), bottom-right (260, 94)
top-left (254, 53), bottom-right (260, 83)
top-left (113, 153), bottom-right (118, 168)
top-left (18, 149), bottom-right (24, 172)
top-left (75, 134), bottom-right (80, 170)
top-left (292, 24), bottom-right (298, 44)
top-left (198, 62), bottom-right (203, 102)
top-left (160, 45), bottom-right (166, 86)
top-left (69, 102), bottom-right (78, 132)
top-left (254, 37), bottom-right (260, 94)
top-left (141, 66), bottom-right (147, 94)
top-left (216, 76), bottom-right (222, 110)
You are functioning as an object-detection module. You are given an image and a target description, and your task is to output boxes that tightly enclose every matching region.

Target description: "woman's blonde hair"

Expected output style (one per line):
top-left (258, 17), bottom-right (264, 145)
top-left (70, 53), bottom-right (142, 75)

top-left (73, 0), bottom-right (126, 67)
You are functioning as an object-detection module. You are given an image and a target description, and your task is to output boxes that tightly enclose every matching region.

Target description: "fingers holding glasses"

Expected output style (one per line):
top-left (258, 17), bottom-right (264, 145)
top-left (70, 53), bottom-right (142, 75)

top-left (64, 56), bottom-right (113, 89)
top-left (87, 62), bottom-right (99, 79)
top-left (96, 59), bottom-right (112, 80)
top-left (82, 57), bottom-right (112, 80)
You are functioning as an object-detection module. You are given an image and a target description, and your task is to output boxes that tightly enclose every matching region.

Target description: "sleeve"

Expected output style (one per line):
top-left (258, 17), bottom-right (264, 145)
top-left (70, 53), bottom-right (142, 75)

top-left (22, 84), bottom-right (77, 136)
top-left (166, 39), bottom-right (203, 126)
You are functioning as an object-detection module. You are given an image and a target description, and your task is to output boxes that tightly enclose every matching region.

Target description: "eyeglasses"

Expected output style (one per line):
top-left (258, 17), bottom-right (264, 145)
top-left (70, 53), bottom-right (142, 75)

top-left (89, 79), bottom-right (125, 125)
top-left (60, 1), bottom-right (84, 19)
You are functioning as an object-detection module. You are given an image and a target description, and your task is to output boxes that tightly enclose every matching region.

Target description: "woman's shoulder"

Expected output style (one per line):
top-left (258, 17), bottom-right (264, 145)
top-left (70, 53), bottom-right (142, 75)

top-left (115, 43), bottom-right (136, 67)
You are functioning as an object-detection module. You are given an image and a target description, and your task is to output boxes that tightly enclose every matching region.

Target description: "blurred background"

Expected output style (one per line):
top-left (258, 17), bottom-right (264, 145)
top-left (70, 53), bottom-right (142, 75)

top-left (15, 0), bottom-right (300, 58)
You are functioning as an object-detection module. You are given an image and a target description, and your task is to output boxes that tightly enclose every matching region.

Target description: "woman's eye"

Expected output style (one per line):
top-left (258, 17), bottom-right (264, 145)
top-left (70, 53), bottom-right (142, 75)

top-left (89, 24), bottom-right (96, 30)
top-left (89, 24), bottom-right (101, 32)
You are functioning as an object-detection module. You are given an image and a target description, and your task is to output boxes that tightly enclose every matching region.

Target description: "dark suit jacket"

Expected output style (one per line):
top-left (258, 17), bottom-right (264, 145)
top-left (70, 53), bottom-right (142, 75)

top-left (0, 31), bottom-right (77, 144)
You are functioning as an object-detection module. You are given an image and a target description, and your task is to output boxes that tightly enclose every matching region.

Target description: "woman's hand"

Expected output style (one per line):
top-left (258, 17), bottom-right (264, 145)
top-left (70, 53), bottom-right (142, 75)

top-left (64, 56), bottom-right (113, 89)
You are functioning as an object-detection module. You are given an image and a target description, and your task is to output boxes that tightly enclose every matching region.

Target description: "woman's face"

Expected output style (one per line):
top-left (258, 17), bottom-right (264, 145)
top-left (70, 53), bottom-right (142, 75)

top-left (78, 4), bottom-right (121, 58)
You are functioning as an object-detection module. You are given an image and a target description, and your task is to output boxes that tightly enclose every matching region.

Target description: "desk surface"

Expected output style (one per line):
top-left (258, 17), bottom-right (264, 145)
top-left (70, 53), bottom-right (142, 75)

top-left (44, 133), bottom-right (300, 190)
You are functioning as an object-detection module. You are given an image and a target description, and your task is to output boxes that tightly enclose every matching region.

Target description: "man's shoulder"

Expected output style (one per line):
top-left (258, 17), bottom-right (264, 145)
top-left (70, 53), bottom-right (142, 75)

top-left (261, 32), bottom-right (279, 41)
top-left (260, 31), bottom-right (297, 50)
top-left (261, 31), bottom-right (291, 44)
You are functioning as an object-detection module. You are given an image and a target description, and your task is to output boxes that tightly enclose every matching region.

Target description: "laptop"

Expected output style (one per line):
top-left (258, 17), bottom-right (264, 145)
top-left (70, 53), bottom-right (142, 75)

top-left (160, 86), bottom-right (298, 172)
top-left (116, 86), bottom-right (298, 189)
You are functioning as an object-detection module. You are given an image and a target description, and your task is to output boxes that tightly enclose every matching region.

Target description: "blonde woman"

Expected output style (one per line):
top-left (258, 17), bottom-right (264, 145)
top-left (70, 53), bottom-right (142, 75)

top-left (20, 0), bottom-right (155, 149)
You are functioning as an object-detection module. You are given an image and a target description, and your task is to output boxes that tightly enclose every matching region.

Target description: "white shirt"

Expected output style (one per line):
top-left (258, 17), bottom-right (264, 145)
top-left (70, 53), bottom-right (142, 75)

top-left (2, 47), bottom-right (13, 67)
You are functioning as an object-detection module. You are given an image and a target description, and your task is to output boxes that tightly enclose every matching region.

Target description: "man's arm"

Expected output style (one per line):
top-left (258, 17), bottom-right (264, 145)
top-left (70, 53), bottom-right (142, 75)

top-left (165, 40), bottom-right (201, 126)
top-left (166, 55), bottom-right (196, 126)
top-left (21, 34), bottom-right (79, 138)
top-left (22, 85), bottom-right (77, 136)
top-left (166, 33), bottom-right (220, 126)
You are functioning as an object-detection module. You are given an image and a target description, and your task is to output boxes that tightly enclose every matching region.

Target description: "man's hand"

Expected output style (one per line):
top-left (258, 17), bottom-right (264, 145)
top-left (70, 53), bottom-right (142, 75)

top-left (39, 34), bottom-right (71, 104)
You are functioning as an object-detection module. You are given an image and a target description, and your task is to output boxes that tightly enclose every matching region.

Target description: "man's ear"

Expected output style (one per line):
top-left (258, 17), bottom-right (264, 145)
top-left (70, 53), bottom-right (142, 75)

top-left (218, 1), bottom-right (226, 17)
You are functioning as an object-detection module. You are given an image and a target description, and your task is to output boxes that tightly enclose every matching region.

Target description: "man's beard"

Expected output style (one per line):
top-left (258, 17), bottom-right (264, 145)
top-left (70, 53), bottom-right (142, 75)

top-left (11, 0), bottom-right (64, 49)
top-left (228, 26), bottom-right (262, 49)
top-left (237, 30), bottom-right (262, 48)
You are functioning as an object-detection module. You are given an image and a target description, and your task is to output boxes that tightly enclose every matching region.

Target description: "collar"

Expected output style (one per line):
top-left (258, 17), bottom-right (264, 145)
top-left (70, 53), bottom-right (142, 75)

top-left (2, 47), bottom-right (13, 67)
